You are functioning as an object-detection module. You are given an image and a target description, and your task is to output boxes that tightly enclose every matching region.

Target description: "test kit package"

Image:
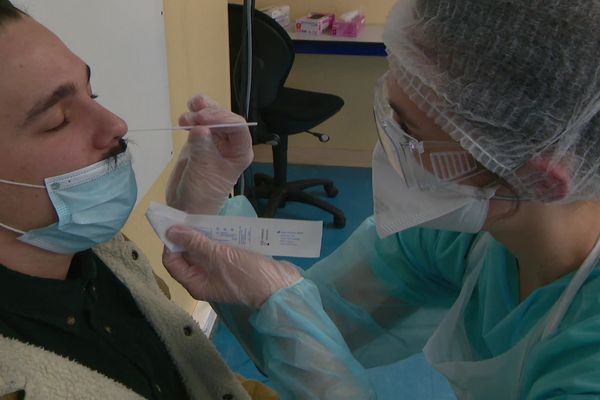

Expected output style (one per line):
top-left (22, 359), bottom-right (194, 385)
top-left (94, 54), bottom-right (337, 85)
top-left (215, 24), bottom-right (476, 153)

top-left (295, 12), bottom-right (334, 35)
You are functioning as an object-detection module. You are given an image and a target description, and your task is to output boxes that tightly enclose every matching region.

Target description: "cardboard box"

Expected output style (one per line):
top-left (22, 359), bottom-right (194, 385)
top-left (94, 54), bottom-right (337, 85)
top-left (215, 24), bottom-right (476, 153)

top-left (295, 12), bottom-right (334, 35)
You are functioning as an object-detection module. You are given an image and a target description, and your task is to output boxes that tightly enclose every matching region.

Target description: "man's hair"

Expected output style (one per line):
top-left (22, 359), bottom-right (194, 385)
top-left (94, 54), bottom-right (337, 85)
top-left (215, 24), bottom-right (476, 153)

top-left (0, 0), bottom-right (24, 28)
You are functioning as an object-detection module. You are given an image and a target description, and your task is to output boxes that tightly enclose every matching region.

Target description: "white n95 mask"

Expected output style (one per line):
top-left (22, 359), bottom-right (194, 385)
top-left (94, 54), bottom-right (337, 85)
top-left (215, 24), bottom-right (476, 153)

top-left (372, 143), bottom-right (496, 238)
top-left (0, 149), bottom-right (137, 254)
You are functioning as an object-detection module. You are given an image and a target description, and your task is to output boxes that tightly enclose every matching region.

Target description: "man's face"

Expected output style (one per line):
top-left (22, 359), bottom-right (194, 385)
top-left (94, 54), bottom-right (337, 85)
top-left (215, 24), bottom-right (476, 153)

top-left (0, 16), bottom-right (128, 232)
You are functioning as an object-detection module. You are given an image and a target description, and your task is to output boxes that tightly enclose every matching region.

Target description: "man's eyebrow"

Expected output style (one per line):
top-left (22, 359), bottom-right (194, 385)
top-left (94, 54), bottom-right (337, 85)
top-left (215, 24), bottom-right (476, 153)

top-left (22, 83), bottom-right (77, 128)
top-left (21, 64), bottom-right (91, 128)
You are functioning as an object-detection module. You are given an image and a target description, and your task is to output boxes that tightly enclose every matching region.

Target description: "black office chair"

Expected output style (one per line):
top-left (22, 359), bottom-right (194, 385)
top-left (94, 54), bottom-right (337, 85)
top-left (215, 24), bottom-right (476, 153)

top-left (228, 4), bottom-right (346, 228)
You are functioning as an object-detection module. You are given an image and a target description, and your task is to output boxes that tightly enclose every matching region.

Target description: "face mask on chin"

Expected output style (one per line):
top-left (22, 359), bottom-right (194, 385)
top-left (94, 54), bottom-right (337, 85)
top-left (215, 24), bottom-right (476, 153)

top-left (372, 143), bottom-right (497, 238)
top-left (0, 149), bottom-right (138, 254)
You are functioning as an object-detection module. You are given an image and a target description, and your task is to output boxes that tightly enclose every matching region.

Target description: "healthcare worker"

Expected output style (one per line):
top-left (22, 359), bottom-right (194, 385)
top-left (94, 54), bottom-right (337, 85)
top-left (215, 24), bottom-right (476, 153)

top-left (162, 0), bottom-right (600, 398)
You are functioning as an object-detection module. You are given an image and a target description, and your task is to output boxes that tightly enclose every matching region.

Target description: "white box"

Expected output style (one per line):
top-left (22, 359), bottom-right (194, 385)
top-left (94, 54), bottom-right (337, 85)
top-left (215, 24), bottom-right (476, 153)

top-left (260, 5), bottom-right (290, 28)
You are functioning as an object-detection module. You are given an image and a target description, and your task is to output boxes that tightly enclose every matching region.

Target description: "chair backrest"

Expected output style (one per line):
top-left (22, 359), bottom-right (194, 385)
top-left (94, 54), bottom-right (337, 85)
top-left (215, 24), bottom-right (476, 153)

top-left (227, 4), bottom-right (295, 142)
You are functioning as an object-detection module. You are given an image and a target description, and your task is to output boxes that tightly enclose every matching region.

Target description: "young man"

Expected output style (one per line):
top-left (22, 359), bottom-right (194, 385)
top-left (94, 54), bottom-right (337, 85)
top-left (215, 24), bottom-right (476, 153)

top-left (0, 2), bottom-right (263, 399)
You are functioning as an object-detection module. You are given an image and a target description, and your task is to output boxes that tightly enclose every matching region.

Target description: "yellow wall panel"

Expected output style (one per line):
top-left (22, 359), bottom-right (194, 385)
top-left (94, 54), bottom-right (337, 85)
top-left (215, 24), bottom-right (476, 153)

top-left (123, 0), bottom-right (231, 313)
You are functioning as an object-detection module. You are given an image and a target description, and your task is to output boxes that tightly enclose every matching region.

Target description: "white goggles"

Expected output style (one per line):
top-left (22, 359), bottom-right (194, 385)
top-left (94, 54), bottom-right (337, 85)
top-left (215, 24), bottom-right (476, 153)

top-left (373, 74), bottom-right (482, 191)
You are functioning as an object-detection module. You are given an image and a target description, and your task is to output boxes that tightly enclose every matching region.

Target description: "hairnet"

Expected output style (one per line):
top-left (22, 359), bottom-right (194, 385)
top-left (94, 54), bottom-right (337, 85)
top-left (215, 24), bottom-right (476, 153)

top-left (383, 0), bottom-right (600, 202)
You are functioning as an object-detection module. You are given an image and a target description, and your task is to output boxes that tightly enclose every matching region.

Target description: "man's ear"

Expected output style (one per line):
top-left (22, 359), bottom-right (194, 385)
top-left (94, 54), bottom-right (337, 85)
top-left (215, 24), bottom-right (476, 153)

top-left (523, 158), bottom-right (571, 201)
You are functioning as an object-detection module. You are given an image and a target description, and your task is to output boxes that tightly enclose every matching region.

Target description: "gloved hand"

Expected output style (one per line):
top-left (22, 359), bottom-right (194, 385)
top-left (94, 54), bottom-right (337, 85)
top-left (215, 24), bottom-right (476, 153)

top-left (162, 225), bottom-right (302, 309)
top-left (166, 94), bottom-right (253, 214)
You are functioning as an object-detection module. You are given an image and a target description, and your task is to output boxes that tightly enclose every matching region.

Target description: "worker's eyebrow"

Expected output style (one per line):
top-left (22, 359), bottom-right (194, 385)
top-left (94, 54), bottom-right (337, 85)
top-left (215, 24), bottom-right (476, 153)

top-left (389, 101), bottom-right (418, 129)
top-left (388, 101), bottom-right (423, 140)
top-left (21, 64), bottom-right (91, 128)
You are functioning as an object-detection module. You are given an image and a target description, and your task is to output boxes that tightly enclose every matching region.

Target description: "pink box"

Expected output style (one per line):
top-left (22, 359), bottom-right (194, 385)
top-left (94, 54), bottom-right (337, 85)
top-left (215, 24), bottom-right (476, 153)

top-left (331, 15), bottom-right (366, 37)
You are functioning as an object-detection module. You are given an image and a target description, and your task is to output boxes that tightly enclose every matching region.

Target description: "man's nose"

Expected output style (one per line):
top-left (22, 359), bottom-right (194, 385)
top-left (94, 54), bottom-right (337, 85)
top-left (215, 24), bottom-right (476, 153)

top-left (92, 105), bottom-right (128, 149)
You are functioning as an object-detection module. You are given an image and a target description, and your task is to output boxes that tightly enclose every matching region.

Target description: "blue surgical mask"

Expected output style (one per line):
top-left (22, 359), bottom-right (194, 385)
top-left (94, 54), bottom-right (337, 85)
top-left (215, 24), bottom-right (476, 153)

top-left (0, 149), bottom-right (137, 254)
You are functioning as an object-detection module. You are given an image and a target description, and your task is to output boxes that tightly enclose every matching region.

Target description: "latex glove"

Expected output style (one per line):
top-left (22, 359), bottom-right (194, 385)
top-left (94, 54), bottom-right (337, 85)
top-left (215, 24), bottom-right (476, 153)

top-left (166, 94), bottom-right (253, 214)
top-left (162, 225), bottom-right (302, 309)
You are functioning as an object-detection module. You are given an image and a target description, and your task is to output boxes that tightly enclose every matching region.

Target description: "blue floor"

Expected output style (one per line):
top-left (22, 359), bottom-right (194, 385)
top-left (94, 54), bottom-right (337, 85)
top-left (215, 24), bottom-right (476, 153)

top-left (212, 162), bottom-right (456, 399)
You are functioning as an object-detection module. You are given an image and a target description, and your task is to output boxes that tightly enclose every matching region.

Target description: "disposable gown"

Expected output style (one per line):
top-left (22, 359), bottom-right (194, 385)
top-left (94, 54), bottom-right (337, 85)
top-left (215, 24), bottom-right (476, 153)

top-left (214, 196), bottom-right (600, 399)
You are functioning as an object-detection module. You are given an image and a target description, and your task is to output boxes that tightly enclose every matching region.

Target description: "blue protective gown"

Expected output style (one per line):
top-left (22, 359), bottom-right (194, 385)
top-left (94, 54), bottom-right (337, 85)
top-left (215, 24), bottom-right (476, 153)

top-left (215, 196), bottom-right (600, 399)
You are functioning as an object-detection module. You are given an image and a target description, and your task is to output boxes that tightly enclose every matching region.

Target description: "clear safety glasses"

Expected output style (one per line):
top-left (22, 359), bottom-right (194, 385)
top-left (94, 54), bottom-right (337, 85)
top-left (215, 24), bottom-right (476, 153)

top-left (373, 74), bottom-right (482, 190)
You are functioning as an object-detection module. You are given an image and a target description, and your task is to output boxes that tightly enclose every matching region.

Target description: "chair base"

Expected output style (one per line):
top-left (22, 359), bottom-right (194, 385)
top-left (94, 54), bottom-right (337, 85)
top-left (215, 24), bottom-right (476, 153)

top-left (250, 173), bottom-right (346, 228)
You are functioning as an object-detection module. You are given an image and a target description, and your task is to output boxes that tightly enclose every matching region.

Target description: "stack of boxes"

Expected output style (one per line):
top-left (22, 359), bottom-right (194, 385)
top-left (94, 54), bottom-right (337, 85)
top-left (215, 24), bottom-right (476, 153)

top-left (260, 6), bottom-right (366, 38)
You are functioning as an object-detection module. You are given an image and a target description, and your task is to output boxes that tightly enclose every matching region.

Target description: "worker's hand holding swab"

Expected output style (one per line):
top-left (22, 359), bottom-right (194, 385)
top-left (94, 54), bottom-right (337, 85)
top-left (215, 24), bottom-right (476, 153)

top-left (166, 94), bottom-right (254, 214)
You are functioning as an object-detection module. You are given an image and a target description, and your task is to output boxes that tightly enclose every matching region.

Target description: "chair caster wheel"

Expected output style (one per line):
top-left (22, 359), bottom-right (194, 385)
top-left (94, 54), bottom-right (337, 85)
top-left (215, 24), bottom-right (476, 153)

top-left (333, 215), bottom-right (346, 228)
top-left (325, 183), bottom-right (338, 197)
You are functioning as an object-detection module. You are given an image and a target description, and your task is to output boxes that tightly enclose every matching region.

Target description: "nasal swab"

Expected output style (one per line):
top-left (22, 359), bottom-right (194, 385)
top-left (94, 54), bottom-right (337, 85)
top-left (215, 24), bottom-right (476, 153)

top-left (128, 121), bottom-right (257, 132)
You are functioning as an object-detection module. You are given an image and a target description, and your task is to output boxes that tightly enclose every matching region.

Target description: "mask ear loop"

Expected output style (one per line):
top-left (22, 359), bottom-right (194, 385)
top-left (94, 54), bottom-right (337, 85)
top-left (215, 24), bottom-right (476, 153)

top-left (0, 179), bottom-right (45, 235)
top-left (0, 179), bottom-right (45, 189)
top-left (0, 221), bottom-right (25, 235)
